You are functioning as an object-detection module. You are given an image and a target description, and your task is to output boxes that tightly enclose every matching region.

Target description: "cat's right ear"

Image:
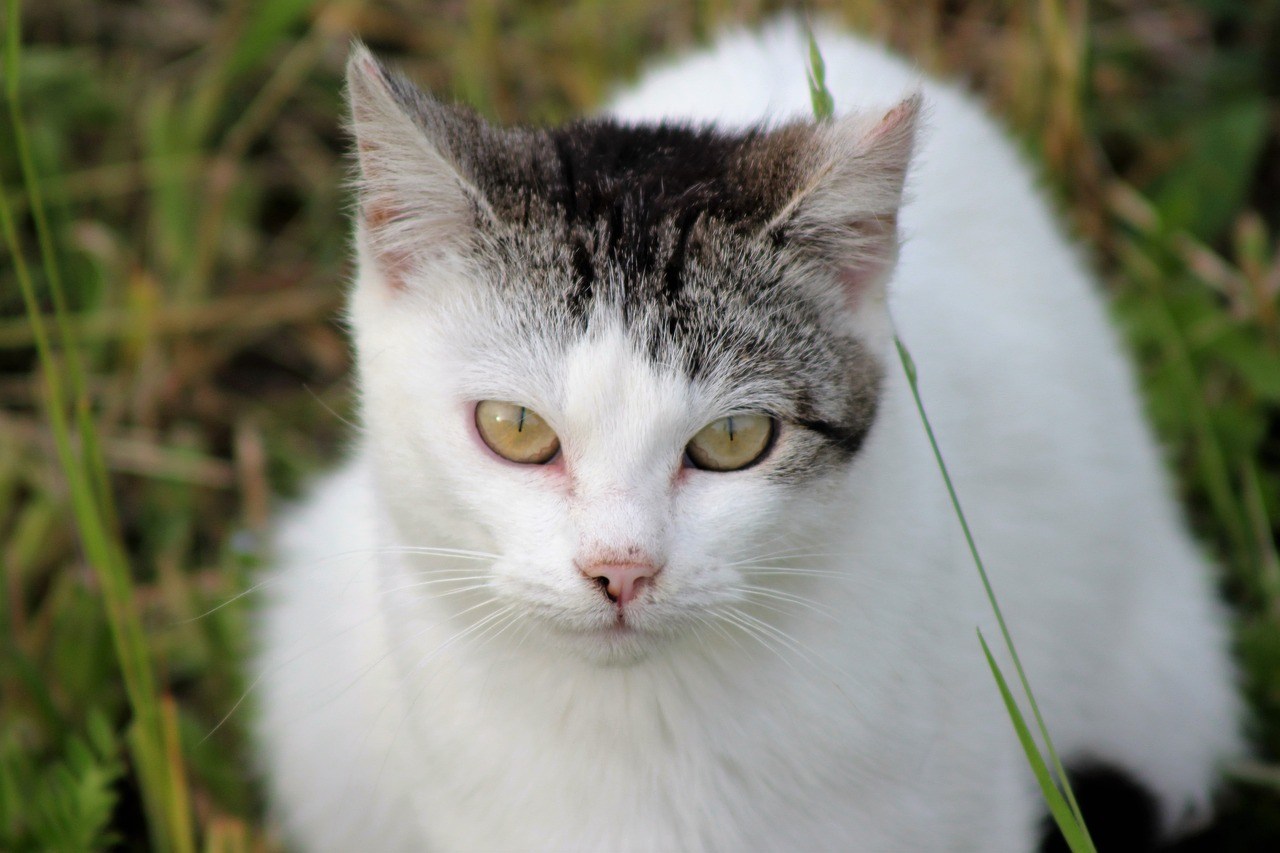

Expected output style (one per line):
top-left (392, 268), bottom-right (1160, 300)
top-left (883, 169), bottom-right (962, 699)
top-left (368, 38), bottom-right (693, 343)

top-left (346, 44), bottom-right (492, 290)
top-left (759, 95), bottom-right (921, 311)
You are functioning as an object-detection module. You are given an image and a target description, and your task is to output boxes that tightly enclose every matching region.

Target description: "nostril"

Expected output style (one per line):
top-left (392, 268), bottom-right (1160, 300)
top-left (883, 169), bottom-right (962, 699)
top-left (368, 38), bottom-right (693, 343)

top-left (579, 562), bottom-right (660, 607)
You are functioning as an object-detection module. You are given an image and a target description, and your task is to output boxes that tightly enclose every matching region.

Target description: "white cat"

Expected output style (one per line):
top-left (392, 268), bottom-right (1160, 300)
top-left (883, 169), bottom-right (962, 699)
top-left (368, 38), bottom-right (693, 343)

top-left (252, 19), bottom-right (1241, 851)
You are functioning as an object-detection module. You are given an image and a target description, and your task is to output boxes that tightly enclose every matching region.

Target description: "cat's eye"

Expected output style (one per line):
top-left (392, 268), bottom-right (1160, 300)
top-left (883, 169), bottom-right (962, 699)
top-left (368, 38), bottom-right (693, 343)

top-left (475, 401), bottom-right (561, 464)
top-left (685, 414), bottom-right (774, 472)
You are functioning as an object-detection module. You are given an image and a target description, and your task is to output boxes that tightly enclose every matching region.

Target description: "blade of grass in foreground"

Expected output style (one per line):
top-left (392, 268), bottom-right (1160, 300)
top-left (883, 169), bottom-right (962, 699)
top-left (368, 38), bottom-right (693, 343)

top-left (895, 340), bottom-right (1094, 850)
top-left (980, 631), bottom-right (1092, 851)
top-left (2, 2), bottom-right (194, 851)
top-left (804, 24), bottom-right (1096, 853)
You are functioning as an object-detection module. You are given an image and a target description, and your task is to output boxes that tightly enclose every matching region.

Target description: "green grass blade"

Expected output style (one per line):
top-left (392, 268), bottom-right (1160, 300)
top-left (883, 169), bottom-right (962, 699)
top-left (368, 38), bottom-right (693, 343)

top-left (805, 26), bottom-right (835, 121)
top-left (2, 2), bottom-right (193, 851)
top-left (980, 632), bottom-right (1095, 852)
top-left (1, 172), bottom-right (173, 851)
top-left (4, 0), bottom-right (107, 507)
top-left (896, 337), bottom-right (1093, 844)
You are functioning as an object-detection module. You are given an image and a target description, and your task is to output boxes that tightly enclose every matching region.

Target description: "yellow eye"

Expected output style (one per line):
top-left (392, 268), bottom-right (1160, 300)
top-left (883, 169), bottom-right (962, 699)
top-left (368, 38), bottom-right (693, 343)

top-left (475, 401), bottom-right (560, 464)
top-left (686, 414), bottom-right (774, 472)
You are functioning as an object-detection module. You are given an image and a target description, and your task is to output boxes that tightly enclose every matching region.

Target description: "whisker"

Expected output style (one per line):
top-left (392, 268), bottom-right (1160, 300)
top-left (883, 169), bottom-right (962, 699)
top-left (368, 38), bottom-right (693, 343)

top-left (731, 596), bottom-right (807, 621)
top-left (723, 546), bottom-right (842, 567)
top-left (181, 545), bottom-right (496, 625)
top-left (305, 383), bottom-right (366, 434)
top-left (376, 546), bottom-right (501, 561)
top-left (374, 575), bottom-right (492, 598)
top-left (180, 577), bottom-right (281, 625)
top-left (722, 607), bottom-right (831, 677)
top-left (727, 608), bottom-right (819, 661)
top-left (731, 585), bottom-right (836, 618)
top-left (202, 598), bottom-right (391, 741)
top-left (736, 566), bottom-right (850, 579)
top-left (408, 605), bottom-right (517, 675)
top-left (205, 670), bottom-right (267, 743)
top-left (322, 598), bottom-right (512, 731)
top-left (355, 603), bottom-right (519, 808)
top-left (690, 611), bottom-right (750, 656)
top-left (723, 608), bottom-right (859, 711)
top-left (713, 609), bottom-right (815, 687)
top-left (411, 582), bottom-right (494, 601)
top-left (473, 614), bottom-right (543, 714)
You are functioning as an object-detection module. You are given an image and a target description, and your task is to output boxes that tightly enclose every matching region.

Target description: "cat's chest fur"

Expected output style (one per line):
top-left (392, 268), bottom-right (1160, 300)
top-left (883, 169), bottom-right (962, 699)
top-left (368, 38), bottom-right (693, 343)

top-left (252, 19), bottom-right (1240, 852)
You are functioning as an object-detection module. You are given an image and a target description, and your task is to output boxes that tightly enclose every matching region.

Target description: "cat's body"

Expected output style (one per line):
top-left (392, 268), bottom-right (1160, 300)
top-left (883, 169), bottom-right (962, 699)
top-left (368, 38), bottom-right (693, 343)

top-left (253, 21), bottom-right (1240, 851)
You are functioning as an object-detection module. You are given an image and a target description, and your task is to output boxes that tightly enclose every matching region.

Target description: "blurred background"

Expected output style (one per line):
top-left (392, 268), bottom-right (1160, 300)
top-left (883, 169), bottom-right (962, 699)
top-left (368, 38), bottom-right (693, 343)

top-left (2, 0), bottom-right (1279, 849)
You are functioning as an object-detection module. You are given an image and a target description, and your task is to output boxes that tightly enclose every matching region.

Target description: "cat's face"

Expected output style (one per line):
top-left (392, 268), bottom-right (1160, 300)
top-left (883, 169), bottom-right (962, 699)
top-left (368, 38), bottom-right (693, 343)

top-left (345, 46), bottom-right (917, 663)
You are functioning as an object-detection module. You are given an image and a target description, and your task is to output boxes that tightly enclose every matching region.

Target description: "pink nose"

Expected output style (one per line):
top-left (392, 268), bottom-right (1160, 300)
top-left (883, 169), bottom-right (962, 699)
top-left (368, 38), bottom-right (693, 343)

top-left (581, 562), bottom-right (658, 607)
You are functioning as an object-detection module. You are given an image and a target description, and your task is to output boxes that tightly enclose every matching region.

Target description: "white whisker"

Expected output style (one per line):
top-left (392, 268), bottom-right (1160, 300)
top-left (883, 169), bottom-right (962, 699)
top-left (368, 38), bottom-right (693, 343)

top-left (713, 609), bottom-right (814, 687)
top-left (375, 575), bottom-right (493, 597)
top-left (354, 603), bottom-right (520, 808)
top-left (203, 597), bottom-right (390, 741)
top-left (723, 546), bottom-right (842, 567)
top-left (731, 584), bottom-right (836, 618)
top-left (311, 595), bottom-right (509, 724)
top-left (376, 545), bottom-right (501, 560)
top-left (183, 545), bottom-right (496, 625)
top-left (737, 566), bottom-right (849, 579)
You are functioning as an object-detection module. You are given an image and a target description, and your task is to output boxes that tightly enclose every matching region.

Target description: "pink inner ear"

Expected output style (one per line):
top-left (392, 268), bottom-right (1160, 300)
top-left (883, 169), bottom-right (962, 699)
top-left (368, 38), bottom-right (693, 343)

top-left (836, 212), bottom-right (898, 311)
top-left (837, 265), bottom-right (869, 311)
top-left (837, 264), bottom-right (883, 312)
top-left (355, 53), bottom-right (383, 85)
top-left (356, 134), bottom-right (411, 292)
top-left (363, 199), bottom-right (411, 292)
top-left (866, 97), bottom-right (917, 146)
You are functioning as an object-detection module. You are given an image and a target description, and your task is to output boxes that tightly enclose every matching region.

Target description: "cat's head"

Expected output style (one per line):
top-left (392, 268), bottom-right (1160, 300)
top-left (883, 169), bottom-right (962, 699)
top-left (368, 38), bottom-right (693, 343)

top-left (344, 45), bottom-right (918, 664)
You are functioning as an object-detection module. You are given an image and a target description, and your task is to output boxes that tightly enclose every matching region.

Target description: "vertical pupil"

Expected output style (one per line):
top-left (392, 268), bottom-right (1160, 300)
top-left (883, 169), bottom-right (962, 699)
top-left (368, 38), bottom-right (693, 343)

top-left (726, 416), bottom-right (735, 442)
top-left (517, 406), bottom-right (526, 432)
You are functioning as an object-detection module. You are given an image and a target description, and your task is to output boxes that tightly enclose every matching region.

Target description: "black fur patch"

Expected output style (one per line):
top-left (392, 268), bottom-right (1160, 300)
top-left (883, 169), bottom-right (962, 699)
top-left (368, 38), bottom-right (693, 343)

top-left (1040, 766), bottom-right (1160, 853)
top-left (442, 114), bottom-right (812, 311)
top-left (1039, 765), bottom-right (1233, 853)
top-left (540, 121), bottom-right (788, 282)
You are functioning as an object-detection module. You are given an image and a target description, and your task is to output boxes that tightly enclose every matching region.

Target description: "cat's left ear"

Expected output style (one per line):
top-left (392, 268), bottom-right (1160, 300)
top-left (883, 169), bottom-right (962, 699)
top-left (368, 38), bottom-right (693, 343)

top-left (345, 44), bottom-right (497, 290)
top-left (765, 94), bottom-right (922, 306)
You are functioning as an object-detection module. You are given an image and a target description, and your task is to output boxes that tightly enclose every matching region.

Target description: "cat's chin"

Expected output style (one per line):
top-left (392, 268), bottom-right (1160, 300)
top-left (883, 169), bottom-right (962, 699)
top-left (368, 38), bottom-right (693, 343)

top-left (540, 616), bottom-right (676, 666)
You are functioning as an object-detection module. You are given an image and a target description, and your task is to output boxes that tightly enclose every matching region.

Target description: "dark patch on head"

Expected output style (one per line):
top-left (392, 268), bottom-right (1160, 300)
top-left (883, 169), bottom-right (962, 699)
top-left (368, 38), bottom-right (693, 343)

top-left (543, 122), bottom-right (775, 226)
top-left (443, 116), bottom-right (812, 307)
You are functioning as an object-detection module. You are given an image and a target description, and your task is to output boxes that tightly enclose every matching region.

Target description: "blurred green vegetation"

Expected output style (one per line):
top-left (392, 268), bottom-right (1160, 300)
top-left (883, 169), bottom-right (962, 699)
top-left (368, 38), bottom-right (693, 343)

top-left (1, 0), bottom-right (1278, 848)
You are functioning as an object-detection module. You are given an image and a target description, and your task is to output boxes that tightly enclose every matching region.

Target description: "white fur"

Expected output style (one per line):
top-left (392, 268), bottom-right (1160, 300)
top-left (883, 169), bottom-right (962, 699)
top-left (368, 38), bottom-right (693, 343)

top-left (253, 20), bottom-right (1241, 851)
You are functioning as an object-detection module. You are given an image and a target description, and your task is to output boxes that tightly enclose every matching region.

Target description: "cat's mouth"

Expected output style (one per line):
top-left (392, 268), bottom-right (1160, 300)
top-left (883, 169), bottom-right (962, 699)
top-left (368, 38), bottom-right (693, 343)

top-left (498, 576), bottom-right (693, 662)
top-left (589, 621), bottom-right (638, 642)
top-left (580, 603), bottom-right (647, 637)
top-left (577, 621), bottom-right (662, 664)
top-left (603, 610), bottom-right (642, 633)
top-left (545, 603), bottom-right (681, 664)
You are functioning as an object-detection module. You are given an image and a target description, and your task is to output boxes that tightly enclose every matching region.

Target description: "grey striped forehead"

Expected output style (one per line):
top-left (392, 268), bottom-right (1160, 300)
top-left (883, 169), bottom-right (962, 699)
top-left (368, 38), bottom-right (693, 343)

top-left (482, 209), bottom-right (881, 475)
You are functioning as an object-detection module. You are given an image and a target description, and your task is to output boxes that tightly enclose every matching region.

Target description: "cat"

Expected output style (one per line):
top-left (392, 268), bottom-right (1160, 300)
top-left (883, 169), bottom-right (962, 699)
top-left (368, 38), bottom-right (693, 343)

top-left (251, 19), bottom-right (1242, 851)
